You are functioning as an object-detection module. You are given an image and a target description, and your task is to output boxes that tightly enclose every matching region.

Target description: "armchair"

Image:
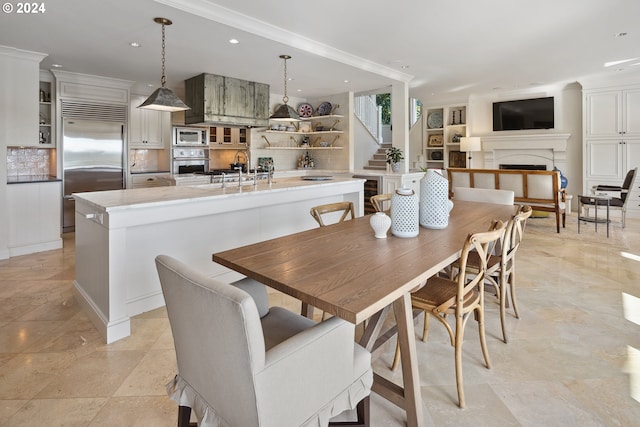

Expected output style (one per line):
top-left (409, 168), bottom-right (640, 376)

top-left (156, 255), bottom-right (372, 427)
top-left (585, 167), bottom-right (637, 228)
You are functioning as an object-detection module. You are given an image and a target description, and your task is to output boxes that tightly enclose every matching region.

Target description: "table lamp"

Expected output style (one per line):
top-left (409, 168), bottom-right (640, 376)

top-left (460, 137), bottom-right (481, 168)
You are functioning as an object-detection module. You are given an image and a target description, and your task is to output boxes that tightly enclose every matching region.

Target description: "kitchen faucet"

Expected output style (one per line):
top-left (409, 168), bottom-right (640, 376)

top-left (233, 149), bottom-right (251, 173)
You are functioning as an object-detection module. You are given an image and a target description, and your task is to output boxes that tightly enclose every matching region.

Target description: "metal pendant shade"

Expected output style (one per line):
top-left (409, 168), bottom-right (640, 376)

top-left (269, 55), bottom-right (300, 122)
top-left (139, 18), bottom-right (190, 112)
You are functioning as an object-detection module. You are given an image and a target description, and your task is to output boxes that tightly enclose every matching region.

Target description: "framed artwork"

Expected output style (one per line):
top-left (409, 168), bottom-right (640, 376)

top-left (449, 150), bottom-right (466, 168)
top-left (427, 134), bottom-right (444, 147)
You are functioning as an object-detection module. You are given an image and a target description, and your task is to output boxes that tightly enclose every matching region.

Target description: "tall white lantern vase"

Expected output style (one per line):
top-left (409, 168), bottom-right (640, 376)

top-left (419, 170), bottom-right (454, 229)
top-left (391, 188), bottom-right (419, 238)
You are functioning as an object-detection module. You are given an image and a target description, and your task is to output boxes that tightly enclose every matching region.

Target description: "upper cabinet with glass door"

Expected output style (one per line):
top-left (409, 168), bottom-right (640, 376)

top-left (37, 75), bottom-right (55, 148)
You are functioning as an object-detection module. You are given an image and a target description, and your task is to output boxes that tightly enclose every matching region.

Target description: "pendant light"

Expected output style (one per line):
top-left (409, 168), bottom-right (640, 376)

top-left (138, 17), bottom-right (190, 112)
top-left (269, 55), bottom-right (300, 121)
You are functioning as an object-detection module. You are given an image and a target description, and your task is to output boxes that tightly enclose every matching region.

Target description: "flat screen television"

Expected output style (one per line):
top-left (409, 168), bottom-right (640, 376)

top-left (493, 97), bottom-right (554, 131)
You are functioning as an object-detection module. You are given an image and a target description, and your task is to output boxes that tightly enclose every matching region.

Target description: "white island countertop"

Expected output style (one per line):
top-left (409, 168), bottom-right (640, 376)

top-left (74, 175), bottom-right (361, 212)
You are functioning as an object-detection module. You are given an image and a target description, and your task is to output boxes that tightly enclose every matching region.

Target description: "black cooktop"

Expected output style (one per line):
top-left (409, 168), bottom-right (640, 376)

top-left (196, 169), bottom-right (262, 175)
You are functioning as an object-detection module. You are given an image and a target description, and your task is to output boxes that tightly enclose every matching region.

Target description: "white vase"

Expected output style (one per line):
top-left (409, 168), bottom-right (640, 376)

top-left (370, 212), bottom-right (391, 238)
top-left (391, 162), bottom-right (400, 173)
top-left (391, 188), bottom-right (419, 238)
top-left (419, 170), bottom-right (454, 229)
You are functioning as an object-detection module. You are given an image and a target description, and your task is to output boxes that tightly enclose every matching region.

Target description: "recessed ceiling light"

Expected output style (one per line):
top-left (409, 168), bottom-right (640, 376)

top-left (616, 32), bottom-right (628, 37)
top-left (229, 38), bottom-right (239, 44)
top-left (297, 89), bottom-right (302, 92)
top-left (129, 42), bottom-right (142, 48)
top-left (344, 80), bottom-right (349, 83)
top-left (51, 64), bottom-right (63, 68)
top-left (147, 83), bottom-right (154, 87)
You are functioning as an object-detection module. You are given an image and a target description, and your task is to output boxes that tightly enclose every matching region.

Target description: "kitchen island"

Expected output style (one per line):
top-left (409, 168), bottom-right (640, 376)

top-left (73, 176), bottom-right (364, 343)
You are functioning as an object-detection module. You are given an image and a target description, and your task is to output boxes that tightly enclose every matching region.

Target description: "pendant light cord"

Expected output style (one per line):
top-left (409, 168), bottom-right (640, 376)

top-left (282, 56), bottom-right (289, 105)
top-left (160, 23), bottom-right (167, 88)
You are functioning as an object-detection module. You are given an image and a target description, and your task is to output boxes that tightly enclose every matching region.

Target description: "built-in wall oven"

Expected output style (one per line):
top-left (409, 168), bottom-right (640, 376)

top-left (172, 147), bottom-right (209, 175)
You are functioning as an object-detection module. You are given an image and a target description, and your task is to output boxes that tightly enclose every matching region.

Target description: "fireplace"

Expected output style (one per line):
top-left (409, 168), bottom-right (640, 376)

top-left (499, 164), bottom-right (546, 170)
top-left (481, 133), bottom-right (570, 171)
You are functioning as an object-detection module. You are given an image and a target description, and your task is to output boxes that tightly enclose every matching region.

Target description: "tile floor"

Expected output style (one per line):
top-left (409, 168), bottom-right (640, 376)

top-left (1, 213), bottom-right (639, 426)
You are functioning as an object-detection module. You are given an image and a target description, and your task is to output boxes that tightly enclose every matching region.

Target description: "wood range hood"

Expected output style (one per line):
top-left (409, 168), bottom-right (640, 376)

top-left (184, 73), bottom-right (270, 127)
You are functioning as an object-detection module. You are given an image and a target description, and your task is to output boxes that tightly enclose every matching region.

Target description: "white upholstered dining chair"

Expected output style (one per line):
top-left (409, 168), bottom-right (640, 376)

top-left (156, 255), bottom-right (372, 427)
top-left (453, 186), bottom-right (515, 205)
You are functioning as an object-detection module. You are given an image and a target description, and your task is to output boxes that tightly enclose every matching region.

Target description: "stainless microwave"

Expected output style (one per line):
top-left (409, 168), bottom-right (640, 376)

top-left (173, 127), bottom-right (209, 146)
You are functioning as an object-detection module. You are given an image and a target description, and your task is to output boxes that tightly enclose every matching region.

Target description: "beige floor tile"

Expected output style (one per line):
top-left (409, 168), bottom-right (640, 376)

top-left (113, 350), bottom-right (177, 397)
top-left (0, 320), bottom-right (67, 353)
top-left (35, 351), bottom-right (146, 399)
top-left (0, 398), bottom-right (107, 427)
top-left (491, 380), bottom-right (605, 426)
top-left (87, 396), bottom-right (176, 427)
top-left (0, 352), bottom-right (77, 399)
top-left (0, 400), bottom-right (27, 424)
top-left (565, 376), bottom-right (640, 426)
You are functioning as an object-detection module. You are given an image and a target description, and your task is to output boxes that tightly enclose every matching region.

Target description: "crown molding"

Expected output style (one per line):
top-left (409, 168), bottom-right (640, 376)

top-left (155, 0), bottom-right (414, 83)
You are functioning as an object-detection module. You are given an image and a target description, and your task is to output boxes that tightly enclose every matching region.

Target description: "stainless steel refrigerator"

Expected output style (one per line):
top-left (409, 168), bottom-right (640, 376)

top-left (62, 119), bottom-right (125, 232)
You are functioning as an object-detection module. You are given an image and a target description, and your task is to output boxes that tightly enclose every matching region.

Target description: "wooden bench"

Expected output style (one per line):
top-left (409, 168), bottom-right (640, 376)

top-left (447, 168), bottom-right (566, 233)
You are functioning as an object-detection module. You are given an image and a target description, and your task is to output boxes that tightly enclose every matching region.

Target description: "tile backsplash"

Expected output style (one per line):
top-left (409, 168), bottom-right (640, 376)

top-left (7, 147), bottom-right (52, 176)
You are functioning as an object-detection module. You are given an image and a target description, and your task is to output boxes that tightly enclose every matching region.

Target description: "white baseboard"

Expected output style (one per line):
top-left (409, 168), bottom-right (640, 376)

top-left (126, 290), bottom-right (166, 318)
top-left (73, 280), bottom-right (131, 344)
top-left (9, 239), bottom-right (63, 257)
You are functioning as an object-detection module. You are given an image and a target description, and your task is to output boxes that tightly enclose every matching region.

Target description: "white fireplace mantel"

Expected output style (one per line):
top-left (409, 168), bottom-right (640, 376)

top-left (480, 133), bottom-right (571, 171)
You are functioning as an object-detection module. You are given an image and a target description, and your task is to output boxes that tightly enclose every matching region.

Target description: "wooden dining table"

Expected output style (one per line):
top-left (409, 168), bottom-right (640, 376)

top-left (213, 200), bottom-right (517, 427)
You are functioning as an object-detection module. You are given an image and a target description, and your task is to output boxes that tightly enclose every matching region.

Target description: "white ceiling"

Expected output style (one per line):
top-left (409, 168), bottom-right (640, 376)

top-left (2, 0), bottom-right (640, 104)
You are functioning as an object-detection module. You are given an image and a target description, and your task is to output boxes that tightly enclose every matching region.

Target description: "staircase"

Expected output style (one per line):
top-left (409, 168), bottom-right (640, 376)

top-left (363, 143), bottom-right (392, 171)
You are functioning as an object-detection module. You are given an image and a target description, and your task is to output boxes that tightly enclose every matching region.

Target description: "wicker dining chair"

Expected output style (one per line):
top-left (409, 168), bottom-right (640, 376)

top-left (453, 205), bottom-right (533, 343)
top-left (310, 202), bottom-right (355, 227)
top-left (392, 222), bottom-right (507, 408)
top-left (309, 201), bottom-right (355, 320)
top-left (370, 194), bottom-right (392, 213)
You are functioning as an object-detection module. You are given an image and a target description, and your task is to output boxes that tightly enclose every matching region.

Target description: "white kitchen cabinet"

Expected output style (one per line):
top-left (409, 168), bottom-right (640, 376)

top-left (583, 84), bottom-right (640, 218)
top-left (382, 172), bottom-right (424, 198)
top-left (209, 126), bottom-right (248, 148)
top-left (7, 181), bottom-right (62, 256)
top-left (129, 95), bottom-right (171, 149)
top-left (37, 71), bottom-right (56, 147)
top-left (0, 47), bottom-right (47, 147)
top-left (584, 88), bottom-right (640, 138)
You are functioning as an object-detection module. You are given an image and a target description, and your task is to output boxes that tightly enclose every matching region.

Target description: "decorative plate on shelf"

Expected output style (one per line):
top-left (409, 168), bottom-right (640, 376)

top-left (297, 102), bottom-right (313, 118)
top-left (427, 111), bottom-right (443, 129)
top-left (317, 101), bottom-right (332, 116)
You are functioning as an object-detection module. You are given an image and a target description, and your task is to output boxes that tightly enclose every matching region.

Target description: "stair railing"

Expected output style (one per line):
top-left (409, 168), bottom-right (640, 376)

top-left (354, 94), bottom-right (383, 144)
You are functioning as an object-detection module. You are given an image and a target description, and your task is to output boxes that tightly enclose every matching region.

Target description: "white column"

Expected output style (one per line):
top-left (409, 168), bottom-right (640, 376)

top-left (391, 82), bottom-right (410, 173)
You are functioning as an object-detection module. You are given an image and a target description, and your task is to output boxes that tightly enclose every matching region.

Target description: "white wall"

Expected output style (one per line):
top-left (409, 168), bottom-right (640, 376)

top-left (354, 115), bottom-right (380, 170)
